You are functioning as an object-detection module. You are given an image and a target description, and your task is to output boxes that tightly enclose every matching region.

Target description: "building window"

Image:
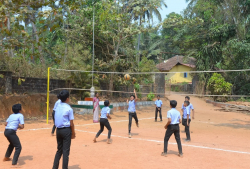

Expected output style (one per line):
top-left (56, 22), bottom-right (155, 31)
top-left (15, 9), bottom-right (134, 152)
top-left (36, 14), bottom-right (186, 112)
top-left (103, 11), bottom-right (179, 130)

top-left (184, 72), bottom-right (188, 78)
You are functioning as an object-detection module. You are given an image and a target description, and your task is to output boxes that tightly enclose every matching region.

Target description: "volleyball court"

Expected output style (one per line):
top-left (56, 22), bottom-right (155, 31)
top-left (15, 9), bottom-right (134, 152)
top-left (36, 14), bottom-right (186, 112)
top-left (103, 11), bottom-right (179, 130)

top-left (1, 68), bottom-right (250, 169)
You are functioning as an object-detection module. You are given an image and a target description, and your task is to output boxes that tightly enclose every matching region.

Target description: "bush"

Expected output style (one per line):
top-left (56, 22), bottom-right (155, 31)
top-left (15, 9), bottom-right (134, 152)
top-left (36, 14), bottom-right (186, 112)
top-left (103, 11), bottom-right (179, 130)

top-left (174, 86), bottom-right (180, 92)
top-left (147, 92), bottom-right (155, 101)
top-left (207, 73), bottom-right (232, 101)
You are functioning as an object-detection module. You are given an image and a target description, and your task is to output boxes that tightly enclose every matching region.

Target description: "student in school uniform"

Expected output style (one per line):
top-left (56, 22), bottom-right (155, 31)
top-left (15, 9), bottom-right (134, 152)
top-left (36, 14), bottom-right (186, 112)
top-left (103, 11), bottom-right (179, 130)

top-left (127, 89), bottom-right (139, 138)
top-left (182, 101), bottom-right (191, 141)
top-left (3, 104), bottom-right (24, 166)
top-left (181, 96), bottom-right (195, 120)
top-left (51, 94), bottom-right (61, 136)
top-left (155, 95), bottom-right (163, 122)
top-left (93, 100), bottom-right (112, 144)
top-left (162, 100), bottom-right (183, 157)
top-left (52, 90), bottom-right (76, 169)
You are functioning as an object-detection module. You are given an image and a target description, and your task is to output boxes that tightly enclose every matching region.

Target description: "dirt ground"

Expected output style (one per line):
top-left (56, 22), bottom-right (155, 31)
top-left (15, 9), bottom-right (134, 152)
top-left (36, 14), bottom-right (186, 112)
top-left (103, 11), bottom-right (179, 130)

top-left (0, 93), bottom-right (250, 169)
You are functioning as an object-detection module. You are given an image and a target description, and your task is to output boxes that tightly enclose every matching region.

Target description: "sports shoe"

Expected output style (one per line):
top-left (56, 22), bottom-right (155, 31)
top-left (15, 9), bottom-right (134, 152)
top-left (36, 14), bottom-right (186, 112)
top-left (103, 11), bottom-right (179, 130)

top-left (161, 152), bottom-right (167, 157)
top-left (129, 133), bottom-right (132, 138)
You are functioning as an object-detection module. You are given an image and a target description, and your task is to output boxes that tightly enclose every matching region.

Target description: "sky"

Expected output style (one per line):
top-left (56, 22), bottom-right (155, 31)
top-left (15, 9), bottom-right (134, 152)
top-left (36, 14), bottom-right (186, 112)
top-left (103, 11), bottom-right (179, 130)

top-left (157, 0), bottom-right (189, 23)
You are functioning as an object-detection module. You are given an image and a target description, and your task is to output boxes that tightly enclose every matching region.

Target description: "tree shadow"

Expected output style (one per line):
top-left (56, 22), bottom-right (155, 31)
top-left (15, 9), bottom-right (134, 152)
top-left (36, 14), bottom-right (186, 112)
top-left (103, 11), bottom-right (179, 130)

top-left (69, 165), bottom-right (81, 169)
top-left (18, 155), bottom-right (33, 166)
top-left (213, 118), bottom-right (250, 130)
top-left (214, 123), bottom-right (250, 130)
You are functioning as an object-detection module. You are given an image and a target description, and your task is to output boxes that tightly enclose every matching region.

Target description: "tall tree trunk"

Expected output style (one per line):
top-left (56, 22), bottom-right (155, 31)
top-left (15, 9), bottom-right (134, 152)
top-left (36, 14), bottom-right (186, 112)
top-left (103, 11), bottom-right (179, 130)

top-left (6, 12), bottom-right (14, 58)
top-left (137, 33), bottom-right (141, 67)
top-left (31, 21), bottom-right (44, 65)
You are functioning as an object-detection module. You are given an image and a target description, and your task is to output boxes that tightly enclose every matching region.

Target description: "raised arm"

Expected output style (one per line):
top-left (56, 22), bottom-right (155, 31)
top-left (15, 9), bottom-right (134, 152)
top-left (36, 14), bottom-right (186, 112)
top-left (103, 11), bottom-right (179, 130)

top-left (134, 89), bottom-right (138, 102)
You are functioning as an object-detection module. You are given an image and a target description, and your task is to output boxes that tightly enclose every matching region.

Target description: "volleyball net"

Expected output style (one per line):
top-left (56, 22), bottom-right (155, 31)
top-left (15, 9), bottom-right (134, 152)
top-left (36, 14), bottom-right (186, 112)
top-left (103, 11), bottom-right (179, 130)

top-left (46, 67), bottom-right (250, 123)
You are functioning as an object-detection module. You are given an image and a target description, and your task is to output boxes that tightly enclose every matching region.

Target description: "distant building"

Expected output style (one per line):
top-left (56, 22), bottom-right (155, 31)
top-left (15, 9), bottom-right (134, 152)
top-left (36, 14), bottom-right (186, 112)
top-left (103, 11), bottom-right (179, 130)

top-left (156, 55), bottom-right (196, 84)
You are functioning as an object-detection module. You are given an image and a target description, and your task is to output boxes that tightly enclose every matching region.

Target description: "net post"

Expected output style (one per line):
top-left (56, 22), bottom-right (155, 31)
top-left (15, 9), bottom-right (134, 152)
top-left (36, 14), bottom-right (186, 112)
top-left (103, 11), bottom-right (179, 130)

top-left (46, 67), bottom-right (51, 124)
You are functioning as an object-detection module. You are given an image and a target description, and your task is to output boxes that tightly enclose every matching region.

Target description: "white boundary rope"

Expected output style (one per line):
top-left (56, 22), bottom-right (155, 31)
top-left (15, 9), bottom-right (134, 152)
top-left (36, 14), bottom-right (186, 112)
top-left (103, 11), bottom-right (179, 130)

top-left (50, 68), bottom-right (250, 74)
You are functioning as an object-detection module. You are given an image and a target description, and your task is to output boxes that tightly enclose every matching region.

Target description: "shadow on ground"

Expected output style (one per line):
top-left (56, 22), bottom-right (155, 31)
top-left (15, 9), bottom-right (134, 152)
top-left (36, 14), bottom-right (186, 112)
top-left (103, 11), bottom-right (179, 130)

top-left (18, 155), bottom-right (33, 165)
top-left (214, 118), bottom-right (250, 130)
top-left (69, 165), bottom-right (81, 169)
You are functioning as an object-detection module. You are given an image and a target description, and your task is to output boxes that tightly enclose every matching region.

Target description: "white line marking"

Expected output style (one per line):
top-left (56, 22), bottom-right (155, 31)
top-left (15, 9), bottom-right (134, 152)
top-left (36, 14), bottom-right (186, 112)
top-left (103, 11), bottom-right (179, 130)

top-left (0, 119), bottom-right (216, 133)
top-left (75, 129), bottom-right (250, 155)
top-left (1, 123), bottom-right (248, 155)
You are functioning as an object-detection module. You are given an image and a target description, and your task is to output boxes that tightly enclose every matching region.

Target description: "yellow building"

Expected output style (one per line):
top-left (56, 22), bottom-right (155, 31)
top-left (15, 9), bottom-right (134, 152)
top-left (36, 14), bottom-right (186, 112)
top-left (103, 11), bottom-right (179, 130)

top-left (156, 55), bottom-right (196, 84)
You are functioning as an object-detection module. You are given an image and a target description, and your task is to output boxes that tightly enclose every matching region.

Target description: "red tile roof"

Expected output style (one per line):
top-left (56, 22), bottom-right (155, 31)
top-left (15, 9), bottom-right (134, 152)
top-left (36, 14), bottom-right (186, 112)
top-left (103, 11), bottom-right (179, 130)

top-left (156, 55), bottom-right (196, 71)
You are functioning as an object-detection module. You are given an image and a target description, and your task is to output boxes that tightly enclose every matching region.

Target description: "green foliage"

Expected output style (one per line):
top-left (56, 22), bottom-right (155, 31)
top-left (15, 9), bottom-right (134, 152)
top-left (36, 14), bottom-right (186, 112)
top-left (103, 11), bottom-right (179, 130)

top-left (171, 86), bottom-right (180, 92)
top-left (69, 72), bottom-right (99, 100)
top-left (147, 92), bottom-right (155, 101)
top-left (181, 82), bottom-right (188, 85)
top-left (134, 83), bottom-right (142, 100)
top-left (137, 57), bottom-right (158, 85)
top-left (174, 86), bottom-right (180, 92)
top-left (207, 73), bottom-right (232, 101)
top-left (134, 83), bottom-right (140, 92)
top-left (237, 97), bottom-right (250, 102)
top-left (161, 0), bottom-right (250, 96)
top-left (17, 78), bottom-right (25, 86)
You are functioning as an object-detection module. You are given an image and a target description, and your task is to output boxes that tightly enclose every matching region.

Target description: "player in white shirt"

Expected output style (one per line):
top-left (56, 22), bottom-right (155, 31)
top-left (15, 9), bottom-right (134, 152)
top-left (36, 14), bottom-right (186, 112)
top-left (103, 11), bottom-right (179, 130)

top-left (162, 100), bottom-right (183, 157)
top-left (93, 100), bottom-right (112, 144)
top-left (3, 104), bottom-right (24, 166)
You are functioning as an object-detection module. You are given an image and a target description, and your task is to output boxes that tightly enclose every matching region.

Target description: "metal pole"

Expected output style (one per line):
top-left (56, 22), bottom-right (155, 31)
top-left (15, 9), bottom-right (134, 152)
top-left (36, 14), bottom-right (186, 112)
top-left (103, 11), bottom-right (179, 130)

top-left (46, 67), bottom-right (51, 124)
top-left (92, 0), bottom-right (95, 87)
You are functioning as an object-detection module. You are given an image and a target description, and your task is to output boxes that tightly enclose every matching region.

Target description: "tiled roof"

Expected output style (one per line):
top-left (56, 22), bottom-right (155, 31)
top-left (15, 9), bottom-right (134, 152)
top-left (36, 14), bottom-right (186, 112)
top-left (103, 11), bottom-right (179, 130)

top-left (156, 55), bottom-right (196, 71)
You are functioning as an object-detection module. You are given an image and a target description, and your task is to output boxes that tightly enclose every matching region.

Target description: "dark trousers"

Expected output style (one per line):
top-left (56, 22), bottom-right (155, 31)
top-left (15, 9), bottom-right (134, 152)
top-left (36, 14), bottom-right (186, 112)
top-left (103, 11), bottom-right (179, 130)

top-left (155, 107), bottom-right (162, 121)
top-left (164, 124), bottom-right (182, 154)
top-left (4, 129), bottom-right (22, 165)
top-left (183, 119), bottom-right (191, 140)
top-left (51, 111), bottom-right (56, 134)
top-left (128, 112), bottom-right (138, 133)
top-left (53, 127), bottom-right (72, 169)
top-left (96, 118), bottom-right (112, 139)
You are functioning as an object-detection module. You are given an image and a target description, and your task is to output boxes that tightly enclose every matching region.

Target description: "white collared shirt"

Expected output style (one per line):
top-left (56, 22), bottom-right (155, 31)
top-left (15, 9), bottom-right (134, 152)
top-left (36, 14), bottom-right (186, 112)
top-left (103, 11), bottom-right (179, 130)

top-left (54, 102), bottom-right (74, 128)
top-left (167, 108), bottom-right (181, 124)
